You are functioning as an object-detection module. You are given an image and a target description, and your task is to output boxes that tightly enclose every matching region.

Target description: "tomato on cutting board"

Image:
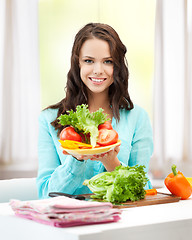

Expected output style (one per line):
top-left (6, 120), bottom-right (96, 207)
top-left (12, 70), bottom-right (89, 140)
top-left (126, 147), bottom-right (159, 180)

top-left (98, 121), bottom-right (113, 130)
top-left (60, 126), bottom-right (82, 142)
top-left (97, 129), bottom-right (118, 146)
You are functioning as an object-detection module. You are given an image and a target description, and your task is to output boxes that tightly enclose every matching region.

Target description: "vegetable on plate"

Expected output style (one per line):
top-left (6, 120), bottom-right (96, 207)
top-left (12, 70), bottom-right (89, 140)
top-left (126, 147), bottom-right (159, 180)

top-left (58, 140), bottom-right (92, 149)
top-left (58, 104), bottom-right (118, 148)
top-left (83, 165), bottom-right (148, 203)
top-left (164, 164), bottom-right (192, 200)
top-left (97, 129), bottom-right (118, 146)
top-left (60, 126), bottom-right (82, 142)
top-left (98, 121), bottom-right (113, 130)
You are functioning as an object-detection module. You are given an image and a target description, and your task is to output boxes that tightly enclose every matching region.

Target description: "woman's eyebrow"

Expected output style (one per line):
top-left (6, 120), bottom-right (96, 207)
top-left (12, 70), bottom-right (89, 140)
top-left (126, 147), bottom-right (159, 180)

top-left (82, 56), bottom-right (112, 59)
top-left (103, 57), bottom-right (112, 59)
top-left (82, 56), bottom-right (94, 59)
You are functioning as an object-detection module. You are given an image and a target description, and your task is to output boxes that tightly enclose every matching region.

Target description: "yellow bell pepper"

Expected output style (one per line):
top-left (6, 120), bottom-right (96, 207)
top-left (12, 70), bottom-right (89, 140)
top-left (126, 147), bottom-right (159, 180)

top-left (186, 178), bottom-right (192, 187)
top-left (59, 140), bottom-right (92, 149)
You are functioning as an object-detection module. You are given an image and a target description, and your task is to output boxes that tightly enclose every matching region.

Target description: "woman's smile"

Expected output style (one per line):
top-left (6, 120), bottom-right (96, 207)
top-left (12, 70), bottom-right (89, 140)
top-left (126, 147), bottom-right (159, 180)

top-left (88, 77), bottom-right (107, 84)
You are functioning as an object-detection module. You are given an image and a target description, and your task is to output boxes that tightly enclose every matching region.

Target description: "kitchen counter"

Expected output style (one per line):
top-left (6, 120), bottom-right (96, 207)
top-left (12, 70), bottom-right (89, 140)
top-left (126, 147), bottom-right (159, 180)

top-left (0, 188), bottom-right (192, 240)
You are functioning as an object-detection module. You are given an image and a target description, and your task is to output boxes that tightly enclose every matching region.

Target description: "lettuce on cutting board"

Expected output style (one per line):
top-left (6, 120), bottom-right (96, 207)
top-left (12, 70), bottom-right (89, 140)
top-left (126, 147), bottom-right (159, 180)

top-left (58, 104), bottom-right (109, 147)
top-left (83, 165), bottom-right (148, 203)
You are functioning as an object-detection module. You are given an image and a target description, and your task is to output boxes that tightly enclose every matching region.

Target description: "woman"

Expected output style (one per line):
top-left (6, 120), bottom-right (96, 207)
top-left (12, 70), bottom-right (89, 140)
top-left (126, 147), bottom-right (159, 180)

top-left (37, 23), bottom-right (153, 199)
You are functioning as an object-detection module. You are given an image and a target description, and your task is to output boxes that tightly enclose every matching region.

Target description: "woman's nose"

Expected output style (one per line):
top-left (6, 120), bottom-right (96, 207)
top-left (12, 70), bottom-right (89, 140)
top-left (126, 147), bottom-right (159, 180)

top-left (93, 63), bottom-right (103, 75)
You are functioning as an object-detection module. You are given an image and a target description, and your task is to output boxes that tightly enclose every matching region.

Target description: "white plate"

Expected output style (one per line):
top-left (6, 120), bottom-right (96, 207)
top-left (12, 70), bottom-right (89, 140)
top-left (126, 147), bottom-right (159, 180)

top-left (61, 140), bottom-right (121, 156)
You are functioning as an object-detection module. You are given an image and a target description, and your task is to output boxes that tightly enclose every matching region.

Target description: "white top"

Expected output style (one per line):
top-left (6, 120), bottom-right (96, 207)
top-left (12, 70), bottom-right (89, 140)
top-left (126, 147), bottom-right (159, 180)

top-left (0, 188), bottom-right (192, 240)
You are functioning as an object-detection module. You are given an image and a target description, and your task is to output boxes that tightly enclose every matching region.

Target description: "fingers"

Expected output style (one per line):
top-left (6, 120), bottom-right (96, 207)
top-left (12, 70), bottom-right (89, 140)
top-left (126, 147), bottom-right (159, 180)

top-left (114, 146), bottom-right (120, 154)
top-left (73, 154), bottom-right (90, 161)
top-left (90, 152), bottom-right (108, 161)
top-left (93, 153), bottom-right (106, 158)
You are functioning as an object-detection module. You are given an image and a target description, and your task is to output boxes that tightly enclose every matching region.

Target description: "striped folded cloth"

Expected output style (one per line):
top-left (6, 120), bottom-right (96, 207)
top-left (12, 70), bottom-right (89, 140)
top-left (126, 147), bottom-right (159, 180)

top-left (10, 196), bottom-right (121, 227)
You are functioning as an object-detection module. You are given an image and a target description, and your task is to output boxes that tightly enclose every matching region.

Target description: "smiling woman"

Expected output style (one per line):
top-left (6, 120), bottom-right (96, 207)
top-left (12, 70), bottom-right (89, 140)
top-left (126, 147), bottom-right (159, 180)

top-left (38, 0), bottom-right (156, 118)
top-left (36, 22), bottom-right (154, 199)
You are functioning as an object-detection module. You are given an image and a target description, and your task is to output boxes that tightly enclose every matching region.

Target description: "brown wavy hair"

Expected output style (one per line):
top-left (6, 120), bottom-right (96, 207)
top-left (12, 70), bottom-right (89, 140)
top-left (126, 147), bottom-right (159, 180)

top-left (48, 23), bottom-right (134, 135)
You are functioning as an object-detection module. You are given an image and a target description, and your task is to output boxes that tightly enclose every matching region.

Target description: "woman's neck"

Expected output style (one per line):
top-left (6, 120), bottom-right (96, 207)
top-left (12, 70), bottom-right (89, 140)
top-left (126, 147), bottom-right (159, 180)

top-left (87, 91), bottom-right (113, 120)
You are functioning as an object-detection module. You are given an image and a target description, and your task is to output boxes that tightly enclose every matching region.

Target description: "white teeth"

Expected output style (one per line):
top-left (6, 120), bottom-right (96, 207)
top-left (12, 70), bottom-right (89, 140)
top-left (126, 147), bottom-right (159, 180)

top-left (90, 78), bottom-right (105, 82)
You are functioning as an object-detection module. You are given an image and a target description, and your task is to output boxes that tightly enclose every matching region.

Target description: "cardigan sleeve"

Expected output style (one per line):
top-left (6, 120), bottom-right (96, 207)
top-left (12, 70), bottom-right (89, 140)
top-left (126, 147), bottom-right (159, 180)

top-left (36, 111), bottom-right (88, 199)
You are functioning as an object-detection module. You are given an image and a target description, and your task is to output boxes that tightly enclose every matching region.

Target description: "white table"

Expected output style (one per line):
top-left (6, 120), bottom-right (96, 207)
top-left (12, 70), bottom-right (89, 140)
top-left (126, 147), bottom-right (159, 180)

top-left (0, 189), bottom-right (192, 240)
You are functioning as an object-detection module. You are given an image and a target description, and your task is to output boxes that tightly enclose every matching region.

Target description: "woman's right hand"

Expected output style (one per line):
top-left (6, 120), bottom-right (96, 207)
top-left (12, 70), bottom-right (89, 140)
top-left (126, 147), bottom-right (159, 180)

top-left (72, 145), bottom-right (121, 172)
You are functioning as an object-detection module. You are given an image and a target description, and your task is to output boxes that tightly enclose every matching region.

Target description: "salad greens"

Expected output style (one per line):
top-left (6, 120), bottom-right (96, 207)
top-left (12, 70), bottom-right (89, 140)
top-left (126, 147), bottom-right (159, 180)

top-left (83, 165), bottom-right (148, 203)
top-left (58, 104), bottom-right (109, 147)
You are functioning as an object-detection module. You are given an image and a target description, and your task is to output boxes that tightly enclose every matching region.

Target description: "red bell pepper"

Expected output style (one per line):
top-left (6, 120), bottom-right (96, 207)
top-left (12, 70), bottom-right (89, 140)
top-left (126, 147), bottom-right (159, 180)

top-left (164, 164), bottom-right (192, 200)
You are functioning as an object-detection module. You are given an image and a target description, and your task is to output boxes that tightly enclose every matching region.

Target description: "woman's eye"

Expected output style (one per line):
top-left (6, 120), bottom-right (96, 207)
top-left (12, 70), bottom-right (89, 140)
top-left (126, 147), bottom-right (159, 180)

top-left (104, 60), bottom-right (113, 64)
top-left (84, 59), bottom-right (93, 63)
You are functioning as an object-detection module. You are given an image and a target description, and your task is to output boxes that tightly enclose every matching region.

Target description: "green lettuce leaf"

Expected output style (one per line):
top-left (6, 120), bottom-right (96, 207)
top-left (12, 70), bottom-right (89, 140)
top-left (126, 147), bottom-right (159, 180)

top-left (58, 104), bottom-right (109, 147)
top-left (83, 165), bottom-right (148, 203)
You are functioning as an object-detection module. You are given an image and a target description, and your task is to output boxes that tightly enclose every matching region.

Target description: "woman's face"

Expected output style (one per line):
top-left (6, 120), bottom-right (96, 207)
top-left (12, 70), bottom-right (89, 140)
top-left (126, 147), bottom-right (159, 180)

top-left (79, 38), bottom-right (114, 95)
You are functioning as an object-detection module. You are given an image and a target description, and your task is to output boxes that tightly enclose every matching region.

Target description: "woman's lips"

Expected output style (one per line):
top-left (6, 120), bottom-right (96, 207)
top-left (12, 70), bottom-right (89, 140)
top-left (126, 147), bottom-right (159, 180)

top-left (89, 77), bottom-right (107, 84)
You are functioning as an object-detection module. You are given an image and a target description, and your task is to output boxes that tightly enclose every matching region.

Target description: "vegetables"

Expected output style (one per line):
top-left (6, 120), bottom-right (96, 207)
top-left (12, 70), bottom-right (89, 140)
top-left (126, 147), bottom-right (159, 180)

top-left (58, 104), bottom-right (109, 147)
top-left (98, 121), bottom-right (113, 130)
top-left (60, 126), bottom-right (82, 142)
top-left (164, 164), bottom-right (192, 200)
top-left (186, 178), bottom-right (192, 187)
top-left (83, 165), bottom-right (148, 203)
top-left (145, 189), bottom-right (157, 195)
top-left (97, 129), bottom-right (119, 146)
top-left (59, 140), bottom-right (92, 149)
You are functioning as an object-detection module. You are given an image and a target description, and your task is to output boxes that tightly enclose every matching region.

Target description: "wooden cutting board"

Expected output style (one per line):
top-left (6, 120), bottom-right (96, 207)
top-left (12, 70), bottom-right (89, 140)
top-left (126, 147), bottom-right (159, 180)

top-left (82, 193), bottom-right (181, 209)
top-left (112, 192), bottom-right (181, 209)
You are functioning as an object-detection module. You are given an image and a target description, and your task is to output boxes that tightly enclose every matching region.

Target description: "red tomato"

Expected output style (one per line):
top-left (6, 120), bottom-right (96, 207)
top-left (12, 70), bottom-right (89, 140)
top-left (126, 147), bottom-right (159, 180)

top-left (59, 126), bottom-right (82, 142)
top-left (98, 121), bottom-right (113, 130)
top-left (97, 129), bottom-right (118, 146)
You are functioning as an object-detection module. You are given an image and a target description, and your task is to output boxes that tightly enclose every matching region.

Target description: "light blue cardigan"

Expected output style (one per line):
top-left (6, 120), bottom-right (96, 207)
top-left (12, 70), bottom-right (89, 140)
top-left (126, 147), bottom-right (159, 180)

top-left (36, 105), bottom-right (153, 199)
